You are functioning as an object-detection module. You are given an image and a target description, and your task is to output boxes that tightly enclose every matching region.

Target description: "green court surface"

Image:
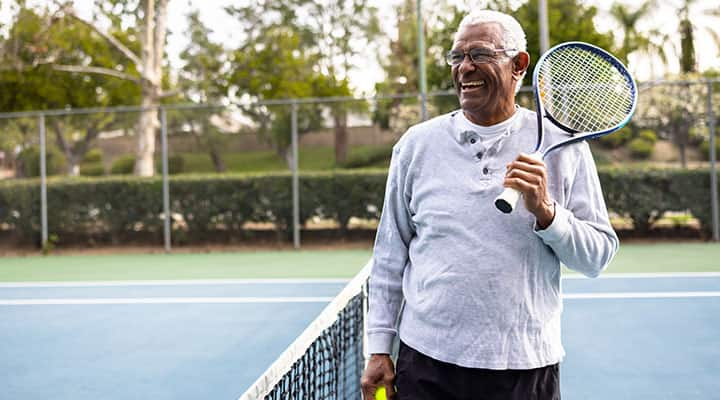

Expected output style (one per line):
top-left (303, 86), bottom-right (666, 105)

top-left (0, 243), bottom-right (718, 282)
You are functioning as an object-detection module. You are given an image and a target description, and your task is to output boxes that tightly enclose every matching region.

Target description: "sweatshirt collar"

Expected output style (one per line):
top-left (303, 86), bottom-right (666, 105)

top-left (450, 107), bottom-right (521, 144)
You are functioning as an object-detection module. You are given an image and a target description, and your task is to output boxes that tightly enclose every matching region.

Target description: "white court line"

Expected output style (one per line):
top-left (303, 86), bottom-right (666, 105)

top-left (563, 291), bottom-right (720, 299)
top-left (0, 278), bottom-right (351, 288)
top-left (1, 272), bottom-right (719, 289)
top-left (0, 296), bottom-right (335, 305)
top-left (563, 272), bottom-right (720, 279)
top-left (1, 291), bottom-right (719, 305)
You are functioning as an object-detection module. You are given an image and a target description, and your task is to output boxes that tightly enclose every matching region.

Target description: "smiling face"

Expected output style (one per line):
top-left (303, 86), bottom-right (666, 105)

top-left (451, 22), bottom-right (528, 125)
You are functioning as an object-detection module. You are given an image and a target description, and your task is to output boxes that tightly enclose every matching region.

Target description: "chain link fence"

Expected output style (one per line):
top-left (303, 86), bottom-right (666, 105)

top-left (0, 79), bottom-right (718, 250)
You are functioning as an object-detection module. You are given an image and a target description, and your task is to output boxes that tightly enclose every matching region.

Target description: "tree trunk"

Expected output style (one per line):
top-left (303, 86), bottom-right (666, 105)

top-left (333, 109), bottom-right (348, 165)
top-left (134, 93), bottom-right (159, 176)
top-left (679, 143), bottom-right (687, 169)
top-left (133, 0), bottom-right (168, 177)
top-left (51, 121), bottom-right (78, 176)
top-left (189, 119), bottom-right (227, 173)
top-left (282, 146), bottom-right (293, 170)
top-left (209, 147), bottom-right (226, 173)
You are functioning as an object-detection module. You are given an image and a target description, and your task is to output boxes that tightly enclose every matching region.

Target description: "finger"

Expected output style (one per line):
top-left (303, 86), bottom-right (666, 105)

top-left (386, 383), bottom-right (397, 400)
top-left (506, 161), bottom-right (546, 177)
top-left (361, 384), bottom-right (377, 400)
top-left (361, 376), bottom-right (379, 400)
top-left (505, 169), bottom-right (543, 186)
top-left (516, 152), bottom-right (545, 165)
top-left (504, 176), bottom-right (537, 194)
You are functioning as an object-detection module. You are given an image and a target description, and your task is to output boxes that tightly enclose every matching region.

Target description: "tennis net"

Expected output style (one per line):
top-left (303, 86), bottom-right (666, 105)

top-left (238, 261), bottom-right (371, 400)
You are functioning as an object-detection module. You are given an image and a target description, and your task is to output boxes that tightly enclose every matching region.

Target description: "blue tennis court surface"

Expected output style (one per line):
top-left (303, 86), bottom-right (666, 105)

top-left (1, 273), bottom-right (719, 399)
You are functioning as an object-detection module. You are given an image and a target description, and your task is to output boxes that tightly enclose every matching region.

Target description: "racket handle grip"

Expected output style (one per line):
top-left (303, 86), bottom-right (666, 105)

top-left (495, 187), bottom-right (521, 214)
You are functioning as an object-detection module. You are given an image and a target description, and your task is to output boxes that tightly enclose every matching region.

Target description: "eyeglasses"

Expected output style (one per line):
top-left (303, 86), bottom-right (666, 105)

top-left (446, 47), bottom-right (517, 66)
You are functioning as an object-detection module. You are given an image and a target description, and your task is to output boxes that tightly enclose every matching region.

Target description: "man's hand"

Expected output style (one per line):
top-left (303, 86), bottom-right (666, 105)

top-left (361, 354), bottom-right (396, 400)
top-left (504, 153), bottom-right (555, 229)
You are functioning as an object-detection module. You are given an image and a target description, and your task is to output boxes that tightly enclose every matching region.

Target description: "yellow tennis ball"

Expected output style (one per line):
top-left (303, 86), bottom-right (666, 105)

top-left (375, 386), bottom-right (387, 400)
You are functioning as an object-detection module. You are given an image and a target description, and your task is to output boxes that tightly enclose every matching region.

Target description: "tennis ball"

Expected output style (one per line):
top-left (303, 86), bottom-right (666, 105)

top-left (375, 386), bottom-right (387, 400)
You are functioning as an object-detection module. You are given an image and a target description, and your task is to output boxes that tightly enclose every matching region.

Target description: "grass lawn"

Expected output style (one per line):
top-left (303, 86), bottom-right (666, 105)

top-left (1, 243), bottom-right (718, 282)
top-left (177, 144), bottom-right (392, 174)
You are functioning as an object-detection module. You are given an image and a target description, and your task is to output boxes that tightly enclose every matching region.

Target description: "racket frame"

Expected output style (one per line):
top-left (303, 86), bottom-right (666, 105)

top-left (534, 41), bottom-right (638, 157)
top-left (495, 41), bottom-right (638, 214)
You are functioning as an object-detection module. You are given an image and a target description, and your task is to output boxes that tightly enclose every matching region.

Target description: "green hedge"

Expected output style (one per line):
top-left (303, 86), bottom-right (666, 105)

top-left (599, 168), bottom-right (714, 235)
top-left (0, 171), bottom-right (387, 245)
top-left (0, 168), bottom-right (717, 246)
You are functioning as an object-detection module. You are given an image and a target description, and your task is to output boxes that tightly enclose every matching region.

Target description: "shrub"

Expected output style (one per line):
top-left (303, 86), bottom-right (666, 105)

top-left (700, 139), bottom-right (720, 161)
top-left (2, 168), bottom-right (717, 246)
top-left (637, 129), bottom-right (658, 144)
top-left (599, 125), bottom-right (633, 148)
top-left (83, 149), bottom-right (103, 163)
top-left (16, 146), bottom-right (67, 177)
top-left (628, 138), bottom-right (654, 159)
top-left (110, 155), bottom-right (135, 175)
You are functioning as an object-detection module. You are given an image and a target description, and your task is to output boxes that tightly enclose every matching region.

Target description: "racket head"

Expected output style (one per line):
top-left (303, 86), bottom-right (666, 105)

top-left (532, 42), bottom-right (637, 142)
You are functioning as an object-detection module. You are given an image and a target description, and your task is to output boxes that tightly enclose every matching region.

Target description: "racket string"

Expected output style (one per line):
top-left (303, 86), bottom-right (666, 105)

top-left (538, 47), bottom-right (634, 133)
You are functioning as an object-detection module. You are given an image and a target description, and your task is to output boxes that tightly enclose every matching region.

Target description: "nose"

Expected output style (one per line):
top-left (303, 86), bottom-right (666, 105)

top-left (458, 53), bottom-right (476, 74)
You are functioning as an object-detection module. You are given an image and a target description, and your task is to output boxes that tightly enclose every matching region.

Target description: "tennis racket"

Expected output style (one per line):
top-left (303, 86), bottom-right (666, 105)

top-left (494, 41), bottom-right (637, 214)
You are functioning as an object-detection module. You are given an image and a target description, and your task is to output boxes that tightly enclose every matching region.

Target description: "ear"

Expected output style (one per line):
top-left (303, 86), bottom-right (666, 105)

top-left (512, 51), bottom-right (530, 80)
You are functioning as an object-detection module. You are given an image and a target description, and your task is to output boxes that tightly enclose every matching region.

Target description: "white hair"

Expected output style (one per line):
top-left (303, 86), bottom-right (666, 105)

top-left (456, 10), bottom-right (527, 53)
top-left (455, 10), bottom-right (528, 90)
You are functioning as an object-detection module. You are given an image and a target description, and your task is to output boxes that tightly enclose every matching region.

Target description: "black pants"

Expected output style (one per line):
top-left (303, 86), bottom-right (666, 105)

top-left (395, 341), bottom-right (560, 400)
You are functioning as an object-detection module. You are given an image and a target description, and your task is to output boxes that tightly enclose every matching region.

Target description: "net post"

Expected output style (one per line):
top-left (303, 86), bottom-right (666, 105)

top-left (291, 100), bottom-right (301, 249)
top-left (38, 114), bottom-right (48, 249)
top-left (707, 80), bottom-right (719, 241)
top-left (161, 106), bottom-right (172, 252)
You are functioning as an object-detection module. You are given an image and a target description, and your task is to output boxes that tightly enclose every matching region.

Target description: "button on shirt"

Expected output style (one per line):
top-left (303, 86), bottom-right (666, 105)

top-left (367, 107), bottom-right (619, 369)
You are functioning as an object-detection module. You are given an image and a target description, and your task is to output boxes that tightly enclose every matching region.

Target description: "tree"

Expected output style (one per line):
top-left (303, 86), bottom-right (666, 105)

top-left (636, 80), bottom-right (709, 168)
top-left (374, 0), bottom-right (468, 128)
top-left (26, 0), bottom-right (173, 176)
top-left (0, 4), bottom-right (140, 175)
top-left (226, 0), bottom-right (379, 166)
top-left (301, 0), bottom-right (380, 164)
top-left (176, 10), bottom-right (230, 172)
top-left (515, 0), bottom-right (616, 77)
top-left (375, 0), bottom-right (615, 124)
top-left (228, 24), bottom-right (326, 167)
top-left (641, 29), bottom-right (671, 79)
top-left (678, 1), bottom-right (697, 73)
top-left (607, 1), bottom-right (656, 65)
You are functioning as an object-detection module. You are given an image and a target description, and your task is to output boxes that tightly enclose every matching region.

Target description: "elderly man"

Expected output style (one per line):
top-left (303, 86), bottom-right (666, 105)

top-left (360, 9), bottom-right (618, 400)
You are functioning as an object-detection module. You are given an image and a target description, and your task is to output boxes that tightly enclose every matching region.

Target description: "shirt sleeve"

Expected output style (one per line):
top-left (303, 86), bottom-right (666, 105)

top-left (367, 145), bottom-right (415, 354)
top-left (534, 143), bottom-right (619, 278)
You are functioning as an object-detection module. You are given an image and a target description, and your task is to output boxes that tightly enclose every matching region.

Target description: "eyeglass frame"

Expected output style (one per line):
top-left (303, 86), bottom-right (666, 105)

top-left (445, 47), bottom-right (518, 66)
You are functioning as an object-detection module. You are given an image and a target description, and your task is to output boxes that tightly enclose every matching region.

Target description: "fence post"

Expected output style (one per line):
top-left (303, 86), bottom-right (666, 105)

top-left (416, 0), bottom-right (428, 121)
top-left (38, 114), bottom-right (48, 249)
top-left (161, 107), bottom-right (172, 252)
top-left (291, 100), bottom-right (301, 249)
top-left (708, 81), bottom-right (719, 241)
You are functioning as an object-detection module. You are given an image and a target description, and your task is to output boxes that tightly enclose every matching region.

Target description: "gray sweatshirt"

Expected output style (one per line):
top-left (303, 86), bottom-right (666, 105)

top-left (367, 107), bottom-right (619, 369)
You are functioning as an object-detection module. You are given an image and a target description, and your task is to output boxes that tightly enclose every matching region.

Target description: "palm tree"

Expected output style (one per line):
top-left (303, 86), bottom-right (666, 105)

top-left (706, 7), bottom-right (720, 54)
top-left (638, 28), bottom-right (671, 79)
top-left (608, 0), bottom-right (656, 65)
top-left (678, 0), bottom-right (697, 73)
top-left (709, 29), bottom-right (720, 54)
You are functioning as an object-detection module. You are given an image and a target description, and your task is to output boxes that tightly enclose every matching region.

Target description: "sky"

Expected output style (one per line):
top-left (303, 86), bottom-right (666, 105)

top-left (1, 0), bottom-right (718, 95)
